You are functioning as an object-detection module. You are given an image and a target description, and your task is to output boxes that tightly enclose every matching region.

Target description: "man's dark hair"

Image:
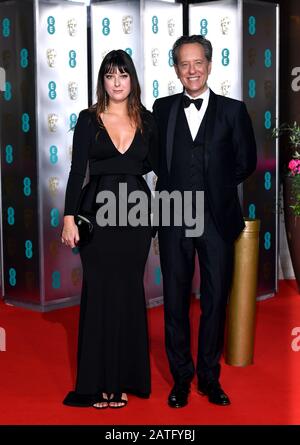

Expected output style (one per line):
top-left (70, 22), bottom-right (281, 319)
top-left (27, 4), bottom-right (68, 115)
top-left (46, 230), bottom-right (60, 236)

top-left (172, 35), bottom-right (213, 65)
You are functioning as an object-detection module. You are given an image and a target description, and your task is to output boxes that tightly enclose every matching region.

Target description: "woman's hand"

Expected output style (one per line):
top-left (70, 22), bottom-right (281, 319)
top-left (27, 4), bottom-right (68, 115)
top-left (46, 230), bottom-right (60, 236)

top-left (61, 215), bottom-right (79, 248)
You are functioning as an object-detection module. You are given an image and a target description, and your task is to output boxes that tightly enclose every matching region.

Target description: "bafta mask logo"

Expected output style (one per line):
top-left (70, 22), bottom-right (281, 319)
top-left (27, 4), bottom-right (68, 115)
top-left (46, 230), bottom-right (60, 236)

top-left (168, 80), bottom-right (176, 96)
top-left (261, 202), bottom-right (272, 219)
top-left (49, 177), bottom-right (59, 196)
top-left (3, 112), bottom-right (13, 131)
top-left (248, 48), bottom-right (256, 67)
top-left (220, 80), bottom-right (231, 96)
top-left (122, 15), bottom-right (133, 34)
top-left (246, 178), bottom-right (255, 193)
top-left (46, 48), bottom-right (57, 68)
top-left (263, 262), bottom-right (272, 280)
top-left (264, 80), bottom-right (272, 100)
top-left (263, 141), bottom-right (271, 158)
top-left (249, 110), bottom-right (256, 123)
top-left (21, 79), bottom-right (30, 100)
top-left (7, 237), bottom-right (17, 257)
top-left (48, 113), bottom-right (58, 132)
top-left (220, 16), bottom-right (230, 35)
top-left (101, 49), bottom-right (110, 60)
top-left (263, 18), bottom-right (272, 36)
top-left (22, 144), bottom-right (32, 161)
top-left (2, 49), bottom-right (11, 69)
top-left (24, 208), bottom-right (34, 229)
top-left (67, 18), bottom-right (77, 36)
top-left (25, 271), bottom-right (35, 291)
top-left (151, 48), bottom-right (159, 66)
top-left (4, 176), bottom-right (14, 195)
top-left (71, 268), bottom-right (82, 286)
top-left (49, 240), bottom-right (59, 257)
top-left (68, 81), bottom-right (78, 100)
top-left (167, 18), bottom-right (175, 36)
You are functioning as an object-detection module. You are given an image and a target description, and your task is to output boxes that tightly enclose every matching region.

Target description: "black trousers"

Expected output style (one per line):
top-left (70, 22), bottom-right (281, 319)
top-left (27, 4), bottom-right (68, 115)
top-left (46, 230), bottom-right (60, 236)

top-left (158, 209), bottom-right (234, 386)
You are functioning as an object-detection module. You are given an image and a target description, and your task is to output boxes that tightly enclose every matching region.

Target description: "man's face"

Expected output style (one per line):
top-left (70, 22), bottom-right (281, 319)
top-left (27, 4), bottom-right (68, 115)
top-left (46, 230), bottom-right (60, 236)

top-left (174, 43), bottom-right (211, 97)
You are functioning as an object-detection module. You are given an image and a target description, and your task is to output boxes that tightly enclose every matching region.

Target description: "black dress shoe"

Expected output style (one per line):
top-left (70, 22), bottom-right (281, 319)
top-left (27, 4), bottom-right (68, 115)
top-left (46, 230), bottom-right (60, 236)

top-left (168, 384), bottom-right (190, 408)
top-left (198, 380), bottom-right (231, 406)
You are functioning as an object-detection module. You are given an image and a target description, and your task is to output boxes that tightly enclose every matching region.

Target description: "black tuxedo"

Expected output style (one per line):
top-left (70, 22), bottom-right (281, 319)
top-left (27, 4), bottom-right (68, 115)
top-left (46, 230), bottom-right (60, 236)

top-left (153, 90), bottom-right (256, 385)
top-left (154, 90), bottom-right (257, 241)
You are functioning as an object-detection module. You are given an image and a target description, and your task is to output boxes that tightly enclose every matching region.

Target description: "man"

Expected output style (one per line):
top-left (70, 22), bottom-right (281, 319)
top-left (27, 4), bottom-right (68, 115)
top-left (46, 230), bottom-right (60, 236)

top-left (153, 35), bottom-right (256, 408)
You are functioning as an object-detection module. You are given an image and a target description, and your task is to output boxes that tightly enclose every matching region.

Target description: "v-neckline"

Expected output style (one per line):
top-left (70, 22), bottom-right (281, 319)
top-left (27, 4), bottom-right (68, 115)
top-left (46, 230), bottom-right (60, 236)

top-left (99, 114), bottom-right (137, 156)
top-left (106, 128), bottom-right (137, 155)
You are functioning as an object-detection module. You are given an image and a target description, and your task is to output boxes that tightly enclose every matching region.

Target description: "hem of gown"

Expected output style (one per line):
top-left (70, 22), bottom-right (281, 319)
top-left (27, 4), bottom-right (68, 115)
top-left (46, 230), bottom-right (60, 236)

top-left (63, 389), bottom-right (150, 407)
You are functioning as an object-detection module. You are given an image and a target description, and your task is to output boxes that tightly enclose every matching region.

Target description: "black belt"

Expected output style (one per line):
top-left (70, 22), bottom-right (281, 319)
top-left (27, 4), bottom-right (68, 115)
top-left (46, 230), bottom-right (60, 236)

top-left (89, 158), bottom-right (143, 176)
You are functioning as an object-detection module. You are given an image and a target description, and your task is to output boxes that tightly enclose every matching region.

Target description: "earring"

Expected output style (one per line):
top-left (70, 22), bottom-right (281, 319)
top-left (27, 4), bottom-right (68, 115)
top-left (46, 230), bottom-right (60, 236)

top-left (104, 92), bottom-right (108, 111)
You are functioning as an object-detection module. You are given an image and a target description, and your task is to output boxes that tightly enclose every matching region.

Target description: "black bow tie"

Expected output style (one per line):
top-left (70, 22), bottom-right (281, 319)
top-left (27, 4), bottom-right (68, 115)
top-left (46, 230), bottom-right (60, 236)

top-left (183, 95), bottom-right (203, 111)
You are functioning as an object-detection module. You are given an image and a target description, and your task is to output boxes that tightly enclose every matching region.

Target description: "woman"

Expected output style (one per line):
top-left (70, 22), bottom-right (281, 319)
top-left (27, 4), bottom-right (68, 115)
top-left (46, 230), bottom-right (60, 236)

top-left (62, 50), bottom-right (158, 409)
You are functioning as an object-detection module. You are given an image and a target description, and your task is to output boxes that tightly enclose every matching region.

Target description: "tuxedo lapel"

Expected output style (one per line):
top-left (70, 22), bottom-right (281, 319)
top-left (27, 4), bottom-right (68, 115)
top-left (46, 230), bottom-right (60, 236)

top-left (203, 90), bottom-right (218, 172)
top-left (166, 94), bottom-right (182, 173)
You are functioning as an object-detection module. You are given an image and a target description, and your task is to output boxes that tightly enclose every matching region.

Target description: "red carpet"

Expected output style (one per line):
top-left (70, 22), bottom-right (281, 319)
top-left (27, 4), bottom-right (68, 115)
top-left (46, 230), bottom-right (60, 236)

top-left (0, 279), bottom-right (299, 425)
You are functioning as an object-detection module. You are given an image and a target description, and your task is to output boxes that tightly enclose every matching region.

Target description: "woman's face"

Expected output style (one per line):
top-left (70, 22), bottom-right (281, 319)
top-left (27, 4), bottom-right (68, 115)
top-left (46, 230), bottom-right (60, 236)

top-left (103, 67), bottom-right (131, 104)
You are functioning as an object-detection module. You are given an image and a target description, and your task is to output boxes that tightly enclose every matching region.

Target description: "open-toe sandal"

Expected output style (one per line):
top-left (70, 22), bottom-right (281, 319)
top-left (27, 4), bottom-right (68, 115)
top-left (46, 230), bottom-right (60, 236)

top-left (108, 392), bottom-right (128, 409)
top-left (92, 393), bottom-right (109, 409)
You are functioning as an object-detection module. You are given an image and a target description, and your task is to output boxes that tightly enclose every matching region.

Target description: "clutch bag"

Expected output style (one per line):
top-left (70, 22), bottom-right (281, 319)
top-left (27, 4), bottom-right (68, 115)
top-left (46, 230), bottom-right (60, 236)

top-left (74, 214), bottom-right (94, 246)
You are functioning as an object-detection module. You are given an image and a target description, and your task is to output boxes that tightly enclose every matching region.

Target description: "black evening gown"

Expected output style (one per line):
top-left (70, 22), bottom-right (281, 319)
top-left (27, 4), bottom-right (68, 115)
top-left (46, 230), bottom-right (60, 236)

top-left (63, 109), bottom-right (158, 406)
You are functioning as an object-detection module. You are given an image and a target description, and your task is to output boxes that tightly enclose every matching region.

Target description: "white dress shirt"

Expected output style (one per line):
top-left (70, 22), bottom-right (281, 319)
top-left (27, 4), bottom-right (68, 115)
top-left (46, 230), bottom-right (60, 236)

top-left (184, 88), bottom-right (210, 140)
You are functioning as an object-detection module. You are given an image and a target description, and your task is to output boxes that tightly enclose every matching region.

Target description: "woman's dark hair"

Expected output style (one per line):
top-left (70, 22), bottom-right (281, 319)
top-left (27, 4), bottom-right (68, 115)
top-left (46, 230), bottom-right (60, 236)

top-left (91, 49), bottom-right (143, 130)
top-left (172, 35), bottom-right (213, 65)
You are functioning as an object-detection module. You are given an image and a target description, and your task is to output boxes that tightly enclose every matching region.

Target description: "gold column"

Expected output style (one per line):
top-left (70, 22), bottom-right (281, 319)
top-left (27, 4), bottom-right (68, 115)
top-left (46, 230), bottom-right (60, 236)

top-left (225, 218), bottom-right (260, 366)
